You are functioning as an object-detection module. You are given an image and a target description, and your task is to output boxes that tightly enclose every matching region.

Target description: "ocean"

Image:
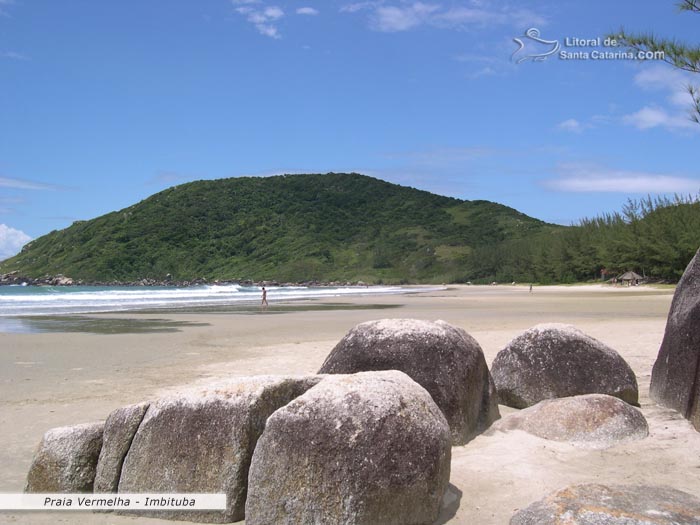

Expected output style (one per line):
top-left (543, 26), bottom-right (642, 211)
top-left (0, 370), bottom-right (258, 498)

top-left (0, 284), bottom-right (423, 317)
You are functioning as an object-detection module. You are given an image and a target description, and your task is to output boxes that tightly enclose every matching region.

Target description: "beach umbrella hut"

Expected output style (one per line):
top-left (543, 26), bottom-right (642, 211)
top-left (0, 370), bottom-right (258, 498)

top-left (618, 271), bottom-right (644, 285)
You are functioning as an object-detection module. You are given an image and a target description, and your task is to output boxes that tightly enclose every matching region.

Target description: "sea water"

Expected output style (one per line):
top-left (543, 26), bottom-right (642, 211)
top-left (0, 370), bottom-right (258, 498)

top-left (0, 284), bottom-right (420, 317)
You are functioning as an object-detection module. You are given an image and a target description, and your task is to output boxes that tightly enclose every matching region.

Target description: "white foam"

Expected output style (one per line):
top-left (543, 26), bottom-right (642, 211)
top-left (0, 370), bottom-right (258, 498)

top-left (0, 285), bottom-right (440, 316)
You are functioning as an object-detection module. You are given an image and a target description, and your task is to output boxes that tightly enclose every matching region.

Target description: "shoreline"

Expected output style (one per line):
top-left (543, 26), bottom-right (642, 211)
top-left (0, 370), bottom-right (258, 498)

top-left (0, 283), bottom-right (434, 322)
top-left (0, 282), bottom-right (673, 332)
top-left (2, 284), bottom-right (698, 525)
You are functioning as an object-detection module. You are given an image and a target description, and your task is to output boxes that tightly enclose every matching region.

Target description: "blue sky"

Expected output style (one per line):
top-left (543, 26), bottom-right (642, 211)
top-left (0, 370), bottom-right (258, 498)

top-left (1, 0), bottom-right (699, 259)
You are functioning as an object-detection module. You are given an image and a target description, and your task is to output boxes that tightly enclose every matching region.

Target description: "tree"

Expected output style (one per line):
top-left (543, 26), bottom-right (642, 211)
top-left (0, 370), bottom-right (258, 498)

top-left (612, 1), bottom-right (700, 123)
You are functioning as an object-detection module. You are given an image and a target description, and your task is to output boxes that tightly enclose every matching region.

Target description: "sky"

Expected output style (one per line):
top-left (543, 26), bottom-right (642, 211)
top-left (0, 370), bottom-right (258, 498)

top-left (1, 0), bottom-right (699, 260)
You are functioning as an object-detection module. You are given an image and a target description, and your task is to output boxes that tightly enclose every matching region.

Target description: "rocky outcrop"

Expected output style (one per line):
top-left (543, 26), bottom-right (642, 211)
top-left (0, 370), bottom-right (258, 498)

top-left (25, 422), bottom-right (104, 493)
top-left (118, 376), bottom-right (321, 523)
top-left (490, 394), bottom-right (648, 448)
top-left (94, 402), bottom-right (150, 493)
top-left (510, 483), bottom-right (700, 524)
top-left (0, 272), bottom-right (378, 288)
top-left (318, 318), bottom-right (500, 444)
top-left (650, 248), bottom-right (700, 431)
top-left (492, 323), bottom-right (638, 408)
top-left (246, 371), bottom-right (452, 525)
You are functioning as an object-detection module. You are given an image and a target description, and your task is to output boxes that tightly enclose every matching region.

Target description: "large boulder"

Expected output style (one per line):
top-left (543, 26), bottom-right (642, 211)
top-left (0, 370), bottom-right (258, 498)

top-left (318, 318), bottom-right (500, 444)
top-left (492, 323), bottom-right (638, 409)
top-left (511, 483), bottom-right (700, 525)
top-left (25, 422), bottom-right (104, 493)
top-left (118, 375), bottom-right (321, 523)
top-left (94, 402), bottom-right (150, 493)
top-left (651, 248), bottom-right (700, 431)
top-left (490, 394), bottom-right (648, 448)
top-left (245, 371), bottom-right (452, 525)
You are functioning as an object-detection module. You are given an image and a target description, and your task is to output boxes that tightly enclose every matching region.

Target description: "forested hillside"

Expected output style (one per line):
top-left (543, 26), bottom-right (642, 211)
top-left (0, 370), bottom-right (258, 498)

top-left (2, 174), bottom-right (697, 285)
top-left (467, 195), bottom-right (700, 283)
top-left (0, 173), bottom-right (549, 283)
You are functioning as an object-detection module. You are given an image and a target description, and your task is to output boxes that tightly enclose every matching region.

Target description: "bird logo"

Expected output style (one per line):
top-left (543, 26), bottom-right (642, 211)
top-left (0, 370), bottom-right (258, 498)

top-left (512, 28), bottom-right (560, 64)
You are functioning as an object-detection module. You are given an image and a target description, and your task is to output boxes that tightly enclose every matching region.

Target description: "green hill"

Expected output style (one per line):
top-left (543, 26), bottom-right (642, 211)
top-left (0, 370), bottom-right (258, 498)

top-left (0, 173), bottom-right (554, 283)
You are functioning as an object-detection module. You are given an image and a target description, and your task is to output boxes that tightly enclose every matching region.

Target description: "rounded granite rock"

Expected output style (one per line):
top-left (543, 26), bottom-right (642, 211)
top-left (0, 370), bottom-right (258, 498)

top-left (492, 323), bottom-right (639, 409)
top-left (491, 394), bottom-right (648, 448)
top-left (318, 318), bottom-right (500, 444)
top-left (245, 370), bottom-right (452, 525)
top-left (511, 483), bottom-right (700, 525)
top-left (25, 422), bottom-right (104, 493)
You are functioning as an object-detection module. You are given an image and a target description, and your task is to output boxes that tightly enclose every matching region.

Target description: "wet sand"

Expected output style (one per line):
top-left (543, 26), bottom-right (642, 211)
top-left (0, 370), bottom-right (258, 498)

top-left (2, 284), bottom-right (699, 524)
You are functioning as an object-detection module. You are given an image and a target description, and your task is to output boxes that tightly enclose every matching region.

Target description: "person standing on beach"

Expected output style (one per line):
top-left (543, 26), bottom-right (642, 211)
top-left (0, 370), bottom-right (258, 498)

top-left (261, 286), bottom-right (268, 310)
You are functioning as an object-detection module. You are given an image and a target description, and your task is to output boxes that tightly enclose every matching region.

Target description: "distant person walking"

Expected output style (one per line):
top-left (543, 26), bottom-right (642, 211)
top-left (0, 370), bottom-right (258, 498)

top-left (529, 283), bottom-right (533, 293)
top-left (261, 286), bottom-right (268, 310)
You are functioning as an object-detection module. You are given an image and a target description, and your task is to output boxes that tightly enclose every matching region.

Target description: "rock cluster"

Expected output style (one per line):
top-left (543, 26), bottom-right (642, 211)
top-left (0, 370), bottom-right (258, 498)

top-left (319, 318), bottom-right (500, 444)
top-left (1, 272), bottom-right (74, 286)
top-left (28, 311), bottom-right (700, 524)
top-left (0, 272), bottom-right (377, 288)
top-left (492, 323), bottom-right (638, 408)
top-left (26, 371), bottom-right (452, 524)
top-left (650, 248), bottom-right (700, 431)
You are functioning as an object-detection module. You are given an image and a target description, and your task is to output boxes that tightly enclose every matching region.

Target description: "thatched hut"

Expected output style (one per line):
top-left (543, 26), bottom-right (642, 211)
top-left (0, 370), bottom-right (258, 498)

top-left (618, 271), bottom-right (644, 286)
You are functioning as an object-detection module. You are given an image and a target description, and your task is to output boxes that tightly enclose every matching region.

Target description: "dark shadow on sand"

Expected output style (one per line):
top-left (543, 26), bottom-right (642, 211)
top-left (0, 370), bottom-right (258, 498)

top-left (134, 302), bottom-right (402, 315)
top-left (0, 303), bottom-right (401, 334)
top-left (0, 316), bottom-right (210, 335)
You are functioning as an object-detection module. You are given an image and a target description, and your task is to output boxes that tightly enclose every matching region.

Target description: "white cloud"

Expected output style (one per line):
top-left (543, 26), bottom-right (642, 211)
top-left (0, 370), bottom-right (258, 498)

top-left (257, 24), bottom-right (280, 38)
top-left (344, 1), bottom-right (545, 33)
top-left (1, 51), bottom-right (28, 60)
top-left (0, 176), bottom-right (61, 191)
top-left (633, 64), bottom-right (692, 103)
top-left (371, 3), bottom-right (439, 32)
top-left (232, 0), bottom-right (285, 38)
top-left (263, 6), bottom-right (284, 19)
top-left (296, 7), bottom-right (319, 16)
top-left (0, 224), bottom-right (31, 261)
top-left (555, 65), bottom-right (697, 134)
top-left (557, 118), bottom-right (584, 133)
top-left (622, 64), bottom-right (698, 132)
top-left (622, 105), bottom-right (695, 131)
top-left (340, 2), bottom-right (380, 14)
top-left (542, 164), bottom-right (700, 193)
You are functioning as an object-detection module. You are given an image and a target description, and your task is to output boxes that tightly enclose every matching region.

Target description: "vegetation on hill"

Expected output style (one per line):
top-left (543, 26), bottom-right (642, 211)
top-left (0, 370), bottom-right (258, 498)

top-left (0, 173), bottom-right (550, 283)
top-left (3, 174), bottom-right (698, 285)
top-left (468, 195), bottom-right (700, 283)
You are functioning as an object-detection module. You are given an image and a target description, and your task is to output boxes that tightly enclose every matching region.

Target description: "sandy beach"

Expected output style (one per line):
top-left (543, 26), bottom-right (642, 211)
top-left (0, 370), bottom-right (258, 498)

top-left (2, 284), bottom-right (699, 524)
